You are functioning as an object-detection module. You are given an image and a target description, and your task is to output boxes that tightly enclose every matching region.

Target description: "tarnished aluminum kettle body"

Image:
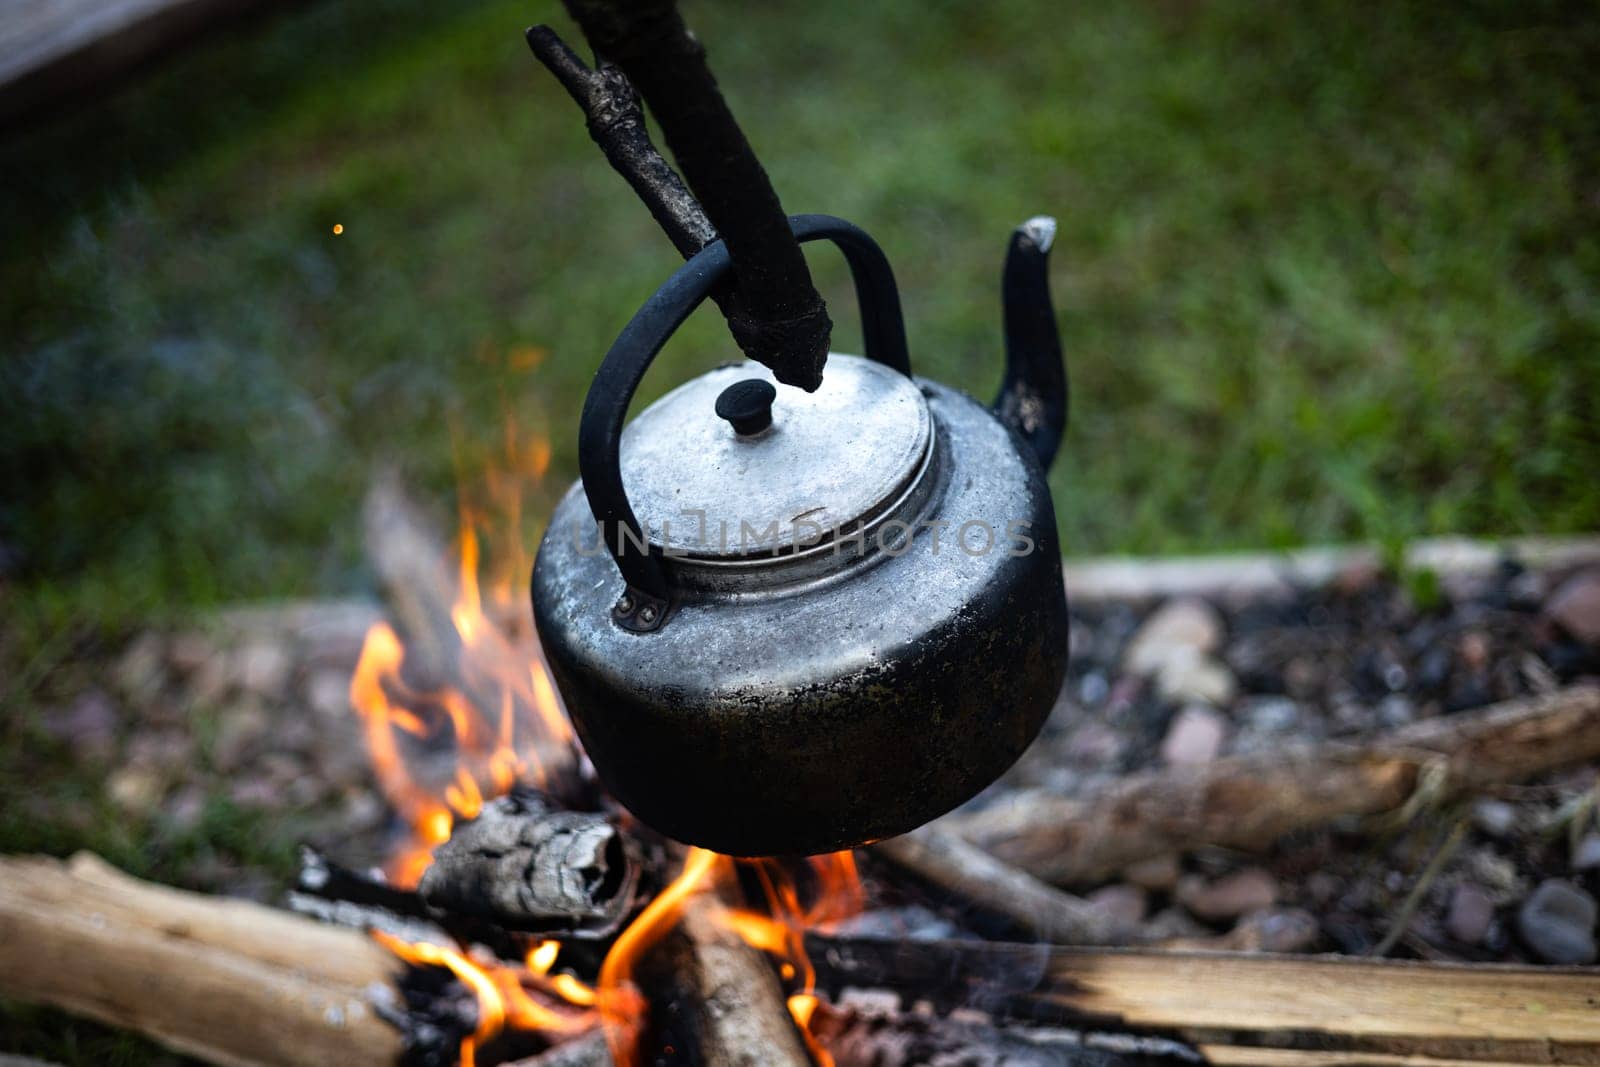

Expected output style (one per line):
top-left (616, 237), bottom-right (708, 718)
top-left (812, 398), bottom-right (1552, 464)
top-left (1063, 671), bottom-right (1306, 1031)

top-left (532, 214), bottom-right (1069, 856)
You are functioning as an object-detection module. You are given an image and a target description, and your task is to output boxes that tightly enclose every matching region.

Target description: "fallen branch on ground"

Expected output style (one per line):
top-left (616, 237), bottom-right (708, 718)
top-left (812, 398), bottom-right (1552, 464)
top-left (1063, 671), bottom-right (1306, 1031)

top-left (944, 685), bottom-right (1600, 886)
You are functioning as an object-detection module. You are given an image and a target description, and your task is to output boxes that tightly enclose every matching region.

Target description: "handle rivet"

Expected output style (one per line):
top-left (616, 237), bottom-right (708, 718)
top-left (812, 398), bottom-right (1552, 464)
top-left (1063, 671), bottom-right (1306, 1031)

top-left (616, 594), bottom-right (635, 615)
top-left (637, 604), bottom-right (658, 625)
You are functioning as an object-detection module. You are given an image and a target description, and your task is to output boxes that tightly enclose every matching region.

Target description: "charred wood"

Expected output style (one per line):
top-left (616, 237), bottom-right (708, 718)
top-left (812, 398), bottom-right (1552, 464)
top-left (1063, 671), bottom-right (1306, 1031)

top-left (637, 893), bottom-right (812, 1067)
top-left (289, 845), bottom-right (526, 960)
top-left (946, 684), bottom-right (1600, 886)
top-left (810, 1000), bottom-right (1200, 1067)
top-left (418, 791), bottom-right (639, 938)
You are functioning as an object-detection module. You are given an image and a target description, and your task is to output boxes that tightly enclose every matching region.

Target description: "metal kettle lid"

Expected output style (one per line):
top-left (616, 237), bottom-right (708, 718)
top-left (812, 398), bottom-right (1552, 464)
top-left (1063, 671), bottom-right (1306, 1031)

top-left (619, 354), bottom-right (931, 561)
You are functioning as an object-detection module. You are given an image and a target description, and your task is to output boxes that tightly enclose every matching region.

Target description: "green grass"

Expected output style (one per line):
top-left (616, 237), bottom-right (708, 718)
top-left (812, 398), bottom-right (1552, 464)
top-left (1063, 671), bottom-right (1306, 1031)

top-left (3, 0), bottom-right (1598, 627)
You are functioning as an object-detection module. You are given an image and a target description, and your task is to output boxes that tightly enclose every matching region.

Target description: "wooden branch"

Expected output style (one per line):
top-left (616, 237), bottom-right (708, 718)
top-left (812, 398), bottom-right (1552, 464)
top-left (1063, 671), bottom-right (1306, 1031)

top-left (0, 852), bottom-right (404, 1067)
top-left (290, 844), bottom-right (529, 960)
top-left (639, 895), bottom-right (812, 1067)
top-left (526, 26), bottom-right (717, 260)
top-left (945, 685), bottom-right (1600, 886)
top-left (806, 935), bottom-right (1600, 1065)
top-left (868, 826), bottom-right (1154, 947)
top-left (559, 0), bottom-right (832, 390)
top-left (419, 791), bottom-right (639, 937)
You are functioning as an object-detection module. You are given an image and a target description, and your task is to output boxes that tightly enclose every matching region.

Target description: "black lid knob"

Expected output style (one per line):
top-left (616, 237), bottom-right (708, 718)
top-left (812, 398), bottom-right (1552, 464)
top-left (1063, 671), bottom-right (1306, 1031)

top-left (714, 379), bottom-right (776, 436)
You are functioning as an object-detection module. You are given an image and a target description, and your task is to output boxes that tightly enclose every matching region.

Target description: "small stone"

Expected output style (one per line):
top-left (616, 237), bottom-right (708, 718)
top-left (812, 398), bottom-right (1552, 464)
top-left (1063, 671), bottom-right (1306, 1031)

top-left (114, 633), bottom-right (166, 702)
top-left (229, 777), bottom-right (281, 809)
top-left (1122, 854), bottom-right (1182, 892)
top-left (1178, 868), bottom-right (1279, 922)
top-left (1464, 849), bottom-right (1525, 900)
top-left (1377, 695), bottom-right (1414, 728)
top-left (1144, 907), bottom-right (1210, 941)
top-left (1332, 557), bottom-right (1383, 597)
top-left (233, 642), bottom-right (292, 698)
top-left (1086, 883), bottom-right (1148, 926)
top-left (187, 655), bottom-right (231, 708)
top-left (212, 703), bottom-right (270, 772)
top-left (125, 729), bottom-right (194, 768)
top-left (1472, 799), bottom-right (1518, 839)
top-left (307, 668), bottom-right (353, 721)
top-left (1226, 908), bottom-right (1319, 953)
top-left (107, 764), bottom-right (167, 818)
top-left (1124, 598), bottom-right (1225, 676)
top-left (340, 790), bottom-right (387, 832)
top-left (1159, 704), bottom-right (1229, 766)
top-left (1064, 722), bottom-right (1124, 764)
top-left (1458, 630), bottom-right (1492, 672)
top-left (163, 784), bottom-right (210, 832)
top-left (1446, 882), bottom-right (1496, 945)
top-left (43, 689), bottom-right (120, 764)
top-left (1547, 571), bottom-right (1600, 647)
top-left (167, 631), bottom-right (217, 674)
top-left (1155, 648), bottom-right (1237, 706)
top-left (1571, 834), bottom-right (1600, 872)
top-left (1516, 879), bottom-right (1597, 964)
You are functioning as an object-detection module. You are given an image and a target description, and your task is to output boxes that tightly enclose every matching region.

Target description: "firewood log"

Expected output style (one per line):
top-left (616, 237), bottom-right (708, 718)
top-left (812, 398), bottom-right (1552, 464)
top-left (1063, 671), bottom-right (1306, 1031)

top-left (868, 826), bottom-right (1153, 946)
top-left (638, 895), bottom-right (812, 1067)
top-left (0, 852), bottom-right (404, 1067)
top-left (945, 685), bottom-right (1600, 886)
top-left (418, 791), bottom-right (639, 937)
top-left (804, 934), bottom-right (1600, 1065)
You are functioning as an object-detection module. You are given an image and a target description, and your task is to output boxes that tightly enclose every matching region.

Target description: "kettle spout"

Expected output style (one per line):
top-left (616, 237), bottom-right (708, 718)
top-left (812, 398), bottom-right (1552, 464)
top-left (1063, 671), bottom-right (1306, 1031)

top-left (992, 215), bottom-right (1068, 472)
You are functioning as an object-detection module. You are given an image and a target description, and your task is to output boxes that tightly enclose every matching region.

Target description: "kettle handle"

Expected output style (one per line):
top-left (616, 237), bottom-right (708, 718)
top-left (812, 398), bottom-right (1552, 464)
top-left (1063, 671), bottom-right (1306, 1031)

top-left (578, 213), bottom-right (911, 625)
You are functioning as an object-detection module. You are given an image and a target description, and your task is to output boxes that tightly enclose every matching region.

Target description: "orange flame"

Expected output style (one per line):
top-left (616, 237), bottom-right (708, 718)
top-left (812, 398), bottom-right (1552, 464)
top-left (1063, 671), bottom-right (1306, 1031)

top-left (352, 384), bottom-right (865, 1065)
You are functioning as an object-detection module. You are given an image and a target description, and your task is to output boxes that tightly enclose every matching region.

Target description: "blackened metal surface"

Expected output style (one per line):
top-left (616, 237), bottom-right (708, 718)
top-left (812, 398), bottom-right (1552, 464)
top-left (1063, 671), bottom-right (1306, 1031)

top-left (993, 217), bottom-right (1069, 471)
top-left (533, 380), bottom-right (1069, 856)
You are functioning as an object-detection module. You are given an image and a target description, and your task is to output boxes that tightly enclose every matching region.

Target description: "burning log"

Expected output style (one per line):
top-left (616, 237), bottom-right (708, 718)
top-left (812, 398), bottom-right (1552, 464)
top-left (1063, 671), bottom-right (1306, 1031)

top-left (947, 684), bottom-right (1600, 886)
top-left (639, 897), bottom-right (813, 1067)
top-left (289, 845), bottom-right (530, 961)
top-left (419, 791), bottom-right (639, 938)
top-left (0, 852), bottom-right (404, 1067)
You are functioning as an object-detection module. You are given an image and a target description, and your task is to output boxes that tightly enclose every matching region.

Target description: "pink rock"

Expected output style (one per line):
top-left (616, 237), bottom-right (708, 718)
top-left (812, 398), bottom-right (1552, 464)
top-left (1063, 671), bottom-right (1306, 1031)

top-left (1180, 868), bottom-right (1280, 922)
top-left (1122, 854), bottom-right (1182, 892)
top-left (1086, 883), bottom-right (1149, 926)
top-left (1547, 571), bottom-right (1600, 646)
top-left (1446, 882), bottom-right (1495, 945)
top-left (1159, 705), bottom-right (1228, 766)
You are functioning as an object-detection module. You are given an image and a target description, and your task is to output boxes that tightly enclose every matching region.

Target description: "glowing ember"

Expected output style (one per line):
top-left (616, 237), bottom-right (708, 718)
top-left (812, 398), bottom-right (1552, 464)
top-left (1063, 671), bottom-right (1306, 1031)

top-left (351, 405), bottom-right (863, 1065)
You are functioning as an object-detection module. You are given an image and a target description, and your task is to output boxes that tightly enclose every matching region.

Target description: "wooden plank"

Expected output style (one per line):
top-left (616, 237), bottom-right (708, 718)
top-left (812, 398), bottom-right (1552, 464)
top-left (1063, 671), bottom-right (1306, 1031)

top-left (809, 937), bottom-right (1600, 1065)
top-left (1202, 1047), bottom-right (1530, 1067)
top-left (1044, 950), bottom-right (1600, 1046)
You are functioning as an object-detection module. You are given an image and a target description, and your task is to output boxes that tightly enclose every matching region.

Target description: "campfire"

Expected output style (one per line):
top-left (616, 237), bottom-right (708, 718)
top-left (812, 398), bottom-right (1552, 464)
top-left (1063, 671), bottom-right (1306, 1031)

top-left (299, 433), bottom-right (882, 1067)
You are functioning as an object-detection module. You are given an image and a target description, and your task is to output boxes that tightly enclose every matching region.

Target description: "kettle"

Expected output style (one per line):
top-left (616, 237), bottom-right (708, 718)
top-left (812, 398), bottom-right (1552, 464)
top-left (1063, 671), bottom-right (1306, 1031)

top-left (532, 214), bottom-right (1069, 856)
